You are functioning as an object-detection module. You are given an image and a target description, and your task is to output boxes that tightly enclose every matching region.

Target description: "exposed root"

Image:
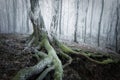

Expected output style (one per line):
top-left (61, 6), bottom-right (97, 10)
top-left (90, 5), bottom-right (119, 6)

top-left (58, 51), bottom-right (72, 68)
top-left (13, 35), bottom-right (63, 80)
top-left (12, 57), bottom-right (52, 80)
top-left (36, 66), bottom-right (55, 80)
top-left (13, 33), bottom-right (120, 80)
top-left (54, 38), bottom-right (116, 64)
top-left (33, 49), bottom-right (47, 59)
top-left (28, 36), bottom-right (35, 47)
top-left (43, 38), bottom-right (63, 80)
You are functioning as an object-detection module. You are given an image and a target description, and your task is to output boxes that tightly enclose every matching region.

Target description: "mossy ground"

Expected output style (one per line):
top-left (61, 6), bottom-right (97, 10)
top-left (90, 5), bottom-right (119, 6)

top-left (0, 34), bottom-right (120, 80)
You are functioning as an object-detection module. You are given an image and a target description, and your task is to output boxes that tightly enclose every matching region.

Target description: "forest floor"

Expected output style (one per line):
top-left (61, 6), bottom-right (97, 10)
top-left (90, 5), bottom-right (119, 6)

top-left (0, 34), bottom-right (120, 80)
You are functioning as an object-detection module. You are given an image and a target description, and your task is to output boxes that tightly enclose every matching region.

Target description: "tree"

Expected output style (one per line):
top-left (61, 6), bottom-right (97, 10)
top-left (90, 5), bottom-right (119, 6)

top-left (12, 0), bottom-right (119, 80)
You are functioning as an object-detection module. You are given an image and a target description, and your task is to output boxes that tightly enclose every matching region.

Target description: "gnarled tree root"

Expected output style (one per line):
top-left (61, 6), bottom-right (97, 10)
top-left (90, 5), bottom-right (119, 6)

top-left (36, 65), bottom-right (55, 80)
top-left (13, 0), bottom-right (119, 79)
top-left (13, 34), bottom-right (120, 80)
top-left (54, 37), bottom-right (117, 64)
top-left (12, 57), bottom-right (52, 80)
top-left (13, 37), bottom-right (63, 80)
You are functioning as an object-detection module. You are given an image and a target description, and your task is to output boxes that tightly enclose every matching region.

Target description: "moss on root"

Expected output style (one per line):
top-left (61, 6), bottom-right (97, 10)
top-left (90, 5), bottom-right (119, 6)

top-left (54, 37), bottom-right (116, 65)
top-left (12, 57), bottom-right (52, 80)
top-left (44, 38), bottom-right (63, 80)
top-left (13, 33), bottom-right (120, 80)
top-left (13, 1), bottom-right (120, 79)
top-left (13, 34), bottom-right (63, 80)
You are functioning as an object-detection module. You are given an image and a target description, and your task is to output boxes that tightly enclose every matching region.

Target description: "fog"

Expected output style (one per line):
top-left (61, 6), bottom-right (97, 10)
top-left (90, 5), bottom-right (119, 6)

top-left (0, 0), bottom-right (119, 52)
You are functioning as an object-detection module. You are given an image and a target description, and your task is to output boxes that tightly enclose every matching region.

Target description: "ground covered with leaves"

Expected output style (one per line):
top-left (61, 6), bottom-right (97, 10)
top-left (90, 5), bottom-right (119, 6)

top-left (0, 34), bottom-right (120, 80)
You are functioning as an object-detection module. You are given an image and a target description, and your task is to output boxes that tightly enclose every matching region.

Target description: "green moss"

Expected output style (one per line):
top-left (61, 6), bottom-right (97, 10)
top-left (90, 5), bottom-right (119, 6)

top-left (44, 39), bottom-right (63, 80)
top-left (12, 57), bottom-right (52, 80)
top-left (101, 58), bottom-right (114, 64)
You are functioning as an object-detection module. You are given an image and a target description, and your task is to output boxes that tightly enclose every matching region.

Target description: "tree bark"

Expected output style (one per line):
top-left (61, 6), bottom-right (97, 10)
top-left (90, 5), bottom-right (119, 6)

top-left (13, 0), bottom-right (120, 80)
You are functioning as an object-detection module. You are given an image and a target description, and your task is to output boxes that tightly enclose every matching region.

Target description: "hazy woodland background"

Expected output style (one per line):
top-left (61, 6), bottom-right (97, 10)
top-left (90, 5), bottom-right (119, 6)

top-left (0, 0), bottom-right (120, 52)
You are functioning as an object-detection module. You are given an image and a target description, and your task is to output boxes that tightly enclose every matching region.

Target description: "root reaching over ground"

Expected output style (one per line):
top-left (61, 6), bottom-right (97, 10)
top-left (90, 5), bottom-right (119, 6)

top-left (13, 12), bottom-right (119, 80)
top-left (12, 57), bottom-right (52, 80)
top-left (12, 0), bottom-right (120, 79)
top-left (13, 31), bottom-right (120, 80)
